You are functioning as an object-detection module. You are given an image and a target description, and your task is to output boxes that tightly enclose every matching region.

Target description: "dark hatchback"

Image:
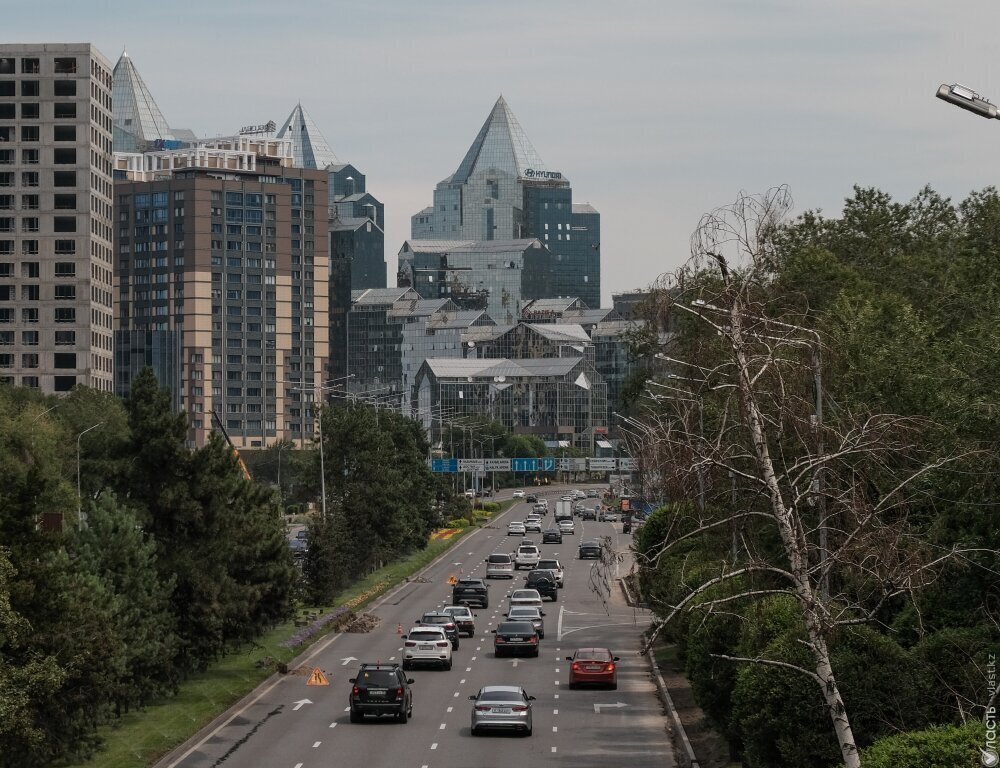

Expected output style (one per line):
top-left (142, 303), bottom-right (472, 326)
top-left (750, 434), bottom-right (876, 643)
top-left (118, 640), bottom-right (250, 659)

top-left (417, 612), bottom-right (460, 649)
top-left (452, 578), bottom-right (489, 608)
top-left (541, 527), bottom-right (563, 544)
top-left (493, 621), bottom-right (540, 657)
top-left (349, 663), bottom-right (414, 723)
top-left (578, 539), bottom-right (602, 559)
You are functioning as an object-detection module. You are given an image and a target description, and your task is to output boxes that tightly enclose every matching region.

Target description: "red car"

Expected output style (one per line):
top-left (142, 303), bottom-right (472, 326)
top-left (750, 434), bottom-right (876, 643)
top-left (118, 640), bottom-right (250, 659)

top-left (566, 647), bottom-right (620, 689)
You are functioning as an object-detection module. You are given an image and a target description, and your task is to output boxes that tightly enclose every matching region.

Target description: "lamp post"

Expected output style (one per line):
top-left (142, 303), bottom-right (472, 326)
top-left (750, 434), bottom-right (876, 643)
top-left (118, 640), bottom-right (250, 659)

top-left (76, 421), bottom-right (103, 527)
top-left (936, 83), bottom-right (999, 119)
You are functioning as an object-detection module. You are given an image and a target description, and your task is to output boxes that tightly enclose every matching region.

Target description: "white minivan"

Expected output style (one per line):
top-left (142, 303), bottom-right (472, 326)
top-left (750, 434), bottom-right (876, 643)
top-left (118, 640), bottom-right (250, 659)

top-left (486, 552), bottom-right (515, 579)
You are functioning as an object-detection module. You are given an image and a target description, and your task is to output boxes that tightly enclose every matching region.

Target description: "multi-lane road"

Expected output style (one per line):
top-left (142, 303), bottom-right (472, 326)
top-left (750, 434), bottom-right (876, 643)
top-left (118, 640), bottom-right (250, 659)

top-left (158, 488), bottom-right (675, 768)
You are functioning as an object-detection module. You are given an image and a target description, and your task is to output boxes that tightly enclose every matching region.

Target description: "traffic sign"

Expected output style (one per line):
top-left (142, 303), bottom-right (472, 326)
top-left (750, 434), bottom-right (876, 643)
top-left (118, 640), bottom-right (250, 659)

top-left (539, 457), bottom-right (556, 472)
top-left (307, 668), bottom-right (329, 686)
top-left (588, 458), bottom-right (617, 471)
top-left (618, 457), bottom-right (637, 470)
top-left (432, 458), bottom-right (458, 473)
top-left (512, 458), bottom-right (538, 472)
top-left (458, 459), bottom-right (485, 472)
top-left (485, 458), bottom-right (511, 472)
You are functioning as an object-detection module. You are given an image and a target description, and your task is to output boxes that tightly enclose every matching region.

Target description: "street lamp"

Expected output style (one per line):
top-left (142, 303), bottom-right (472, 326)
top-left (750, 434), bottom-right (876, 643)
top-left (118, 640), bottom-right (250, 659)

top-left (936, 83), bottom-right (999, 119)
top-left (76, 421), bottom-right (103, 527)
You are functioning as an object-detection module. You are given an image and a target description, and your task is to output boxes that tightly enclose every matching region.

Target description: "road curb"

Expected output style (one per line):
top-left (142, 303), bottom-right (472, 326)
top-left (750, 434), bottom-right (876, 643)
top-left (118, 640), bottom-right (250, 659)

top-left (620, 577), bottom-right (700, 768)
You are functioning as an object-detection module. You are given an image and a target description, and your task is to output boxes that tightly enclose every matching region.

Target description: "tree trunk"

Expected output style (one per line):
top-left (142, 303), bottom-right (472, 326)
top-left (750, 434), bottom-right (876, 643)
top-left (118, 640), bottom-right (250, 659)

top-left (729, 298), bottom-right (861, 768)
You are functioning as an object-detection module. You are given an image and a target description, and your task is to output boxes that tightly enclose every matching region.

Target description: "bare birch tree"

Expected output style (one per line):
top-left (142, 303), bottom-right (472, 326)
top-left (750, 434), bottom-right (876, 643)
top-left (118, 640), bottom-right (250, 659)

top-left (623, 187), bottom-right (972, 768)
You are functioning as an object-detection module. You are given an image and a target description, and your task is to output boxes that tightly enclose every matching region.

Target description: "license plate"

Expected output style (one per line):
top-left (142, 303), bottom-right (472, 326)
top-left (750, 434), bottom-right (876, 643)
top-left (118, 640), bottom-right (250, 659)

top-left (492, 708), bottom-right (512, 715)
top-left (509, 637), bottom-right (523, 642)
top-left (586, 665), bottom-right (602, 670)
top-left (368, 688), bottom-right (387, 696)
top-left (419, 645), bottom-right (433, 650)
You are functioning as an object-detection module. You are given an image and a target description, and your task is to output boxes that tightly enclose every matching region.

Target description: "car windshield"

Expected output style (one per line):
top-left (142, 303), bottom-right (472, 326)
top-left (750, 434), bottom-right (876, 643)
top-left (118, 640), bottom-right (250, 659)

top-left (356, 669), bottom-right (398, 685)
top-left (409, 630), bottom-right (444, 641)
top-left (575, 649), bottom-right (612, 661)
top-left (479, 689), bottom-right (523, 702)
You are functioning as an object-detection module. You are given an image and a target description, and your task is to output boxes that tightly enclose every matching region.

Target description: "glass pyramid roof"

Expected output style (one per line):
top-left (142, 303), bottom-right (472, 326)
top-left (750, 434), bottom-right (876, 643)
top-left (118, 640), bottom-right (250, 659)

top-left (452, 96), bottom-right (549, 184)
top-left (276, 103), bottom-right (339, 169)
top-left (112, 51), bottom-right (175, 153)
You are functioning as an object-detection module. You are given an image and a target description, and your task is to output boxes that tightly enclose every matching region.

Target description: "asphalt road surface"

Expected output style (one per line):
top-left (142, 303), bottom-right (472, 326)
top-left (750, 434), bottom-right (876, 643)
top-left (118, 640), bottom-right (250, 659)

top-left (158, 487), bottom-right (674, 768)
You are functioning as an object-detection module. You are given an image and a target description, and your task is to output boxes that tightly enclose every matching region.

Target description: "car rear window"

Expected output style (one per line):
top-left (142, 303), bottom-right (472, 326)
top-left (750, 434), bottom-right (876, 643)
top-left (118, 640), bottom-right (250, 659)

top-left (409, 630), bottom-right (444, 641)
top-left (538, 560), bottom-right (559, 569)
top-left (479, 689), bottom-right (521, 702)
top-left (422, 615), bottom-right (449, 624)
top-left (489, 554), bottom-right (512, 564)
top-left (357, 669), bottom-right (398, 685)
top-left (575, 649), bottom-right (612, 661)
top-left (499, 622), bottom-right (536, 633)
top-left (517, 546), bottom-right (538, 554)
top-left (511, 590), bottom-right (539, 599)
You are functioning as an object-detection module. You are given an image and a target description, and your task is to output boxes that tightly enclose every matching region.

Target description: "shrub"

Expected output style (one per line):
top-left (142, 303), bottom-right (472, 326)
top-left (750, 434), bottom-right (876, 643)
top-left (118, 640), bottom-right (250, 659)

top-left (480, 501), bottom-right (501, 515)
top-left (444, 518), bottom-right (470, 529)
top-left (862, 722), bottom-right (986, 768)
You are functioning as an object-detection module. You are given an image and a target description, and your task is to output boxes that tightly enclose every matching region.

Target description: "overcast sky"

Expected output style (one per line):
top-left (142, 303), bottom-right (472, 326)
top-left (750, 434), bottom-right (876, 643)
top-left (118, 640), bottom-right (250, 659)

top-left (8, 1), bottom-right (1000, 305)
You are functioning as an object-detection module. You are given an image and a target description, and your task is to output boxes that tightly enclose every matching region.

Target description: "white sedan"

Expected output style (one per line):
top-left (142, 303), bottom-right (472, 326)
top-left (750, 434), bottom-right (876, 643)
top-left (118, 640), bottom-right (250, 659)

top-left (512, 490), bottom-right (526, 499)
top-left (507, 521), bottom-right (527, 536)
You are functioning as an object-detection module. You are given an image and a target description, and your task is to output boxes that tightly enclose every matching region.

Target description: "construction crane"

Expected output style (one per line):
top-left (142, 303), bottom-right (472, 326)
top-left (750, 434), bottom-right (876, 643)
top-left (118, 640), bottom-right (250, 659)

top-left (211, 409), bottom-right (252, 481)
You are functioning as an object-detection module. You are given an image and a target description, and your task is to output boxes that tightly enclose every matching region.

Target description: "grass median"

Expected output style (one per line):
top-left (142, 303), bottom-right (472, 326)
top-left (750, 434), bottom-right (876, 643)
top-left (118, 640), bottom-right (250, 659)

top-left (70, 502), bottom-right (510, 768)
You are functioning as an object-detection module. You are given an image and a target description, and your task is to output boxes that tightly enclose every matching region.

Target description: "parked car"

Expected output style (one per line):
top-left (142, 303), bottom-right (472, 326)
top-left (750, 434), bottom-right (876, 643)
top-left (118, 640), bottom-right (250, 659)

top-left (541, 527), bottom-right (563, 544)
top-left (492, 621), bottom-right (540, 658)
top-left (442, 604), bottom-right (477, 637)
top-left (524, 569), bottom-right (558, 601)
top-left (416, 611), bottom-right (460, 649)
top-left (512, 490), bottom-right (526, 499)
top-left (507, 521), bottom-right (526, 536)
top-left (505, 606), bottom-right (545, 638)
top-left (452, 578), bottom-right (489, 608)
top-left (348, 663), bottom-right (414, 722)
top-left (486, 553), bottom-right (515, 579)
top-left (470, 685), bottom-right (535, 736)
top-left (558, 518), bottom-right (576, 535)
top-left (566, 647), bottom-right (619, 689)
top-left (514, 545), bottom-right (540, 570)
top-left (401, 626), bottom-right (453, 670)
top-left (578, 539), bottom-right (602, 559)
top-left (536, 558), bottom-right (564, 587)
top-left (524, 516), bottom-right (543, 533)
top-left (508, 589), bottom-right (544, 610)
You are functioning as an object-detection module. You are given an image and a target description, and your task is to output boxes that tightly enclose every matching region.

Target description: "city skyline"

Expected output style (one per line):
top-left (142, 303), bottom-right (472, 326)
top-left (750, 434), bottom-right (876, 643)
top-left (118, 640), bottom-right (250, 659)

top-left (5, 1), bottom-right (1000, 306)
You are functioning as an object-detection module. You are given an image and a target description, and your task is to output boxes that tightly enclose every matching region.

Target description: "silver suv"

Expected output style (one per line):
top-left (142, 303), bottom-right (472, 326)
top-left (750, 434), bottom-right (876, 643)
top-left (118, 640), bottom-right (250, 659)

top-left (514, 545), bottom-right (540, 570)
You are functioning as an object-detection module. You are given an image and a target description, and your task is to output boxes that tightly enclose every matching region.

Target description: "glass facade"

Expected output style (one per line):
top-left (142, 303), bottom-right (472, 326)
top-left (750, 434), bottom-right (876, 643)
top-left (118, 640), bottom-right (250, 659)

top-left (112, 52), bottom-right (176, 153)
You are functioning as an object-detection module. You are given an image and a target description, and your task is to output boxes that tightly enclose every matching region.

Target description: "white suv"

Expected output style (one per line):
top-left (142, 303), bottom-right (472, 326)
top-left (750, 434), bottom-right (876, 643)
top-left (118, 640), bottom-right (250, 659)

top-left (402, 626), bottom-right (453, 670)
top-left (537, 558), bottom-right (564, 587)
top-left (514, 545), bottom-right (540, 570)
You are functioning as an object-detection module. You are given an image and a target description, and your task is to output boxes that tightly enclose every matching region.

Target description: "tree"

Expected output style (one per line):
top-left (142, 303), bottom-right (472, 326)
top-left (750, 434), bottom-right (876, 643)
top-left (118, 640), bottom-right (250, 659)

top-left (628, 187), bottom-right (978, 768)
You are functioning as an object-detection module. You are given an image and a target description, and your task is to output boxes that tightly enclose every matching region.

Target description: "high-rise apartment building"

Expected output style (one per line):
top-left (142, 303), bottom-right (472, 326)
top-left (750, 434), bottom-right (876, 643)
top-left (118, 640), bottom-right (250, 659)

top-left (0, 44), bottom-right (115, 392)
top-left (114, 136), bottom-right (329, 448)
top-left (410, 96), bottom-right (601, 310)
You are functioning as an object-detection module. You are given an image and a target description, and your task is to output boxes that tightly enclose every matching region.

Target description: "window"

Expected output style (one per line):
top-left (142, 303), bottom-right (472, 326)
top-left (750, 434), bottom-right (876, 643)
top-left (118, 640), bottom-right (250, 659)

top-left (54, 352), bottom-right (76, 368)
top-left (53, 376), bottom-right (75, 392)
top-left (20, 330), bottom-right (38, 345)
top-left (22, 354), bottom-right (39, 369)
top-left (20, 58), bottom-right (39, 74)
top-left (21, 240), bottom-right (37, 255)
top-left (53, 148), bottom-right (76, 165)
top-left (21, 172), bottom-right (39, 187)
top-left (21, 285), bottom-right (39, 301)
top-left (54, 194), bottom-right (76, 210)
top-left (0, 217), bottom-right (10, 232)
top-left (21, 102), bottom-right (39, 119)
top-left (54, 285), bottom-right (75, 300)
top-left (225, 192), bottom-right (243, 205)
top-left (21, 194), bottom-right (38, 210)
top-left (0, 242), bottom-right (10, 254)
top-left (0, 285), bottom-right (11, 300)
top-left (53, 125), bottom-right (76, 141)
top-left (21, 80), bottom-right (40, 96)
top-left (0, 107), bottom-right (11, 121)
top-left (0, 331), bottom-right (11, 345)
top-left (0, 173), bottom-right (12, 187)
top-left (22, 217), bottom-right (39, 232)
top-left (21, 149), bottom-right (39, 165)
top-left (53, 216), bottom-right (76, 232)
top-left (21, 126), bottom-right (39, 142)
top-left (53, 171), bottom-right (75, 187)
top-left (54, 102), bottom-right (75, 119)
top-left (21, 308), bottom-right (38, 323)
top-left (54, 330), bottom-right (75, 345)
top-left (0, 58), bottom-right (12, 75)
top-left (0, 151), bottom-right (12, 166)
top-left (54, 239), bottom-right (75, 254)
top-left (54, 262), bottom-right (75, 277)
top-left (21, 262), bottom-right (38, 278)
top-left (0, 308), bottom-right (11, 322)
top-left (54, 307), bottom-right (75, 323)
top-left (0, 354), bottom-right (11, 368)
top-left (54, 57), bottom-right (77, 74)
top-left (53, 80), bottom-right (75, 96)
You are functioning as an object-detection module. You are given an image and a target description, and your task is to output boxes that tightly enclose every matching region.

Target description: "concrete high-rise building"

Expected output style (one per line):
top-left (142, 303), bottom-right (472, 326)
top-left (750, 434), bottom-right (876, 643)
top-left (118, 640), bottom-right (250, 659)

top-left (114, 135), bottom-right (329, 448)
top-left (411, 96), bottom-right (601, 310)
top-left (0, 44), bottom-right (115, 393)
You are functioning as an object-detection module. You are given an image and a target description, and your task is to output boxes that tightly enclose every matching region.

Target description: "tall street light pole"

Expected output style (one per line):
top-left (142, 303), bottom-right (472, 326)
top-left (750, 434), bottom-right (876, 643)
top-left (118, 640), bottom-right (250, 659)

top-left (76, 421), bottom-right (103, 528)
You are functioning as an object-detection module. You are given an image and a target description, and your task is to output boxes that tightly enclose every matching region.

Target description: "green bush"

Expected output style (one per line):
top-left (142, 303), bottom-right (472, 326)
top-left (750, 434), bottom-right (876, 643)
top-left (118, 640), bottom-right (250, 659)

top-left (480, 501), bottom-right (501, 514)
top-left (444, 518), bottom-right (470, 529)
top-left (685, 608), bottom-right (743, 754)
top-left (862, 722), bottom-right (986, 768)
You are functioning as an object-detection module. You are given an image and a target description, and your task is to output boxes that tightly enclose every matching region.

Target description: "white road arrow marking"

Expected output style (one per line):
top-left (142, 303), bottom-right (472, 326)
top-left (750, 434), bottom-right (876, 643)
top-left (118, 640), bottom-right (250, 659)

top-left (340, 656), bottom-right (357, 666)
top-left (292, 699), bottom-right (312, 711)
top-left (593, 702), bottom-right (628, 714)
top-left (511, 658), bottom-right (519, 668)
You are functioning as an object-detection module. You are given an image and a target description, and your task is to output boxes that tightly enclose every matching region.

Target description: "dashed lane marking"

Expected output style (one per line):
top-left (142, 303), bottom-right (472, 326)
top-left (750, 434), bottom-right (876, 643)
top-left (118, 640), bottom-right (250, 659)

top-left (313, 741), bottom-right (321, 747)
top-left (329, 722), bottom-right (337, 728)
top-left (431, 743), bottom-right (438, 750)
top-left (553, 709), bottom-right (558, 715)
top-left (447, 706), bottom-right (453, 712)
top-left (453, 692), bottom-right (460, 697)
top-left (460, 679), bottom-right (466, 684)
top-left (553, 726), bottom-right (558, 733)
top-left (552, 747), bottom-right (558, 753)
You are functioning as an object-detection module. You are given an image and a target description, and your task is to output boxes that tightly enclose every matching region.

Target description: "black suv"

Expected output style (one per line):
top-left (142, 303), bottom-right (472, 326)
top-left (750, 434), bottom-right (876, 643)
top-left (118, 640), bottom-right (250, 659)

top-left (493, 621), bottom-right (540, 657)
top-left (452, 578), bottom-right (489, 608)
top-left (524, 570), bottom-right (558, 601)
top-left (526, 494), bottom-right (538, 503)
top-left (417, 611), bottom-right (460, 649)
top-left (349, 663), bottom-right (414, 723)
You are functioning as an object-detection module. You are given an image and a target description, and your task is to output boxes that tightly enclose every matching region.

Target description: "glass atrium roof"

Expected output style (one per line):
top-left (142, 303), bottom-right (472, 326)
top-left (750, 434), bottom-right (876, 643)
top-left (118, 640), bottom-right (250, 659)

top-left (276, 103), bottom-right (339, 170)
top-left (112, 51), bottom-right (175, 153)
top-left (452, 96), bottom-right (549, 184)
